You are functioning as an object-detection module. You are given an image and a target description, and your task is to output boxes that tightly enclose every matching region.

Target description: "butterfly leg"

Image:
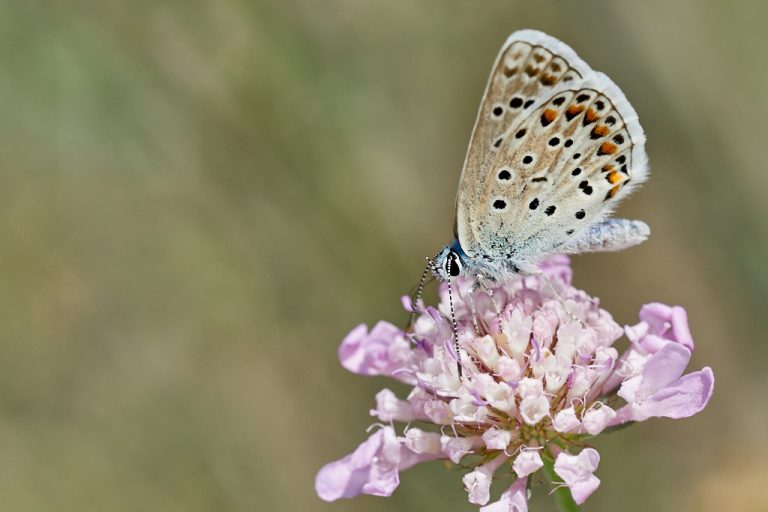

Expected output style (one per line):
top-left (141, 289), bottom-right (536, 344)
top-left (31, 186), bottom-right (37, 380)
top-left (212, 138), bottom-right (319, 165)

top-left (465, 288), bottom-right (481, 335)
top-left (537, 271), bottom-right (583, 324)
top-left (464, 274), bottom-right (499, 333)
top-left (475, 274), bottom-right (504, 331)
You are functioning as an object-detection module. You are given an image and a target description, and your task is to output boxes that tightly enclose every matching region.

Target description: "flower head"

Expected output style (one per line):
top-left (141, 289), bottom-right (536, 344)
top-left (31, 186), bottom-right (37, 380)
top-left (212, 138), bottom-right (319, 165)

top-left (316, 256), bottom-right (713, 508)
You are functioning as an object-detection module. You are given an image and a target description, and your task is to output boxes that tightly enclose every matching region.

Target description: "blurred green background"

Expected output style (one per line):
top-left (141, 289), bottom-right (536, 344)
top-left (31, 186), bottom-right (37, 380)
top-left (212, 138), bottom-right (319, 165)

top-left (1, 1), bottom-right (767, 511)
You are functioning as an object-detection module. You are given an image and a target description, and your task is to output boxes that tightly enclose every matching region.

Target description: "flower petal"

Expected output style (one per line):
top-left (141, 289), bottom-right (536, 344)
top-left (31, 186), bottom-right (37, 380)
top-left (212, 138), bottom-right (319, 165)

top-left (482, 427), bottom-right (513, 451)
top-left (618, 343), bottom-right (691, 403)
top-left (463, 455), bottom-right (509, 505)
top-left (338, 322), bottom-right (411, 381)
top-left (566, 474), bottom-right (601, 505)
top-left (370, 389), bottom-right (414, 422)
top-left (539, 255), bottom-right (573, 284)
top-left (520, 395), bottom-right (550, 425)
top-left (404, 428), bottom-right (442, 454)
top-left (639, 303), bottom-right (694, 350)
top-left (554, 449), bottom-right (601, 505)
top-left (512, 449), bottom-right (544, 478)
top-left (480, 477), bottom-right (528, 512)
top-left (612, 367), bottom-right (714, 423)
top-left (315, 428), bottom-right (390, 501)
top-left (582, 405), bottom-right (616, 436)
top-left (644, 367), bottom-right (714, 418)
top-left (553, 407), bottom-right (581, 433)
top-left (337, 324), bottom-right (370, 373)
top-left (441, 435), bottom-right (483, 464)
top-left (315, 427), bottom-right (437, 501)
top-left (423, 399), bottom-right (452, 424)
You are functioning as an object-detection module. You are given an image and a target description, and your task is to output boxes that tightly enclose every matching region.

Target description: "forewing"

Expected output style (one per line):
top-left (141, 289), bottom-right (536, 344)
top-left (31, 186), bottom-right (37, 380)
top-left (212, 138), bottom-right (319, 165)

top-left (455, 30), bottom-right (592, 257)
top-left (456, 34), bottom-right (648, 266)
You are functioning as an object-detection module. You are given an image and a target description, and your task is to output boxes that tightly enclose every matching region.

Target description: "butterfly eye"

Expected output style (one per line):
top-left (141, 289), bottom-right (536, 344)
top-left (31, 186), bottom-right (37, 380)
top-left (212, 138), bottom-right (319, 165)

top-left (445, 252), bottom-right (462, 277)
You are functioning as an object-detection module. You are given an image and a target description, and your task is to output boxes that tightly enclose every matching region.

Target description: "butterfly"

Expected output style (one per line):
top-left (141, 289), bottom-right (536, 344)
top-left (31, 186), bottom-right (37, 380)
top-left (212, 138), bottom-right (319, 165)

top-left (431, 30), bottom-right (650, 282)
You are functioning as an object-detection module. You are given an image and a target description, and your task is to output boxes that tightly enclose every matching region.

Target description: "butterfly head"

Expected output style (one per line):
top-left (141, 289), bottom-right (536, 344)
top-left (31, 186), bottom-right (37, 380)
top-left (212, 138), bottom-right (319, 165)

top-left (432, 240), bottom-right (466, 281)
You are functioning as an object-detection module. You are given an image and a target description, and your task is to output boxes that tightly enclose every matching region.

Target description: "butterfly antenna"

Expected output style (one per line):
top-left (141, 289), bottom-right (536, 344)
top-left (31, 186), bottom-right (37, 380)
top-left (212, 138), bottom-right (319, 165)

top-left (446, 263), bottom-right (463, 377)
top-left (407, 258), bottom-right (434, 330)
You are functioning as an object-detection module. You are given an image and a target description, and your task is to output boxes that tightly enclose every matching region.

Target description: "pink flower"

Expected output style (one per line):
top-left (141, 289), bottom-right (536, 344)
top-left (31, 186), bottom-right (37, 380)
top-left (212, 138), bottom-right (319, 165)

top-left (315, 426), bottom-right (440, 501)
top-left (610, 343), bottom-right (714, 424)
top-left (637, 303), bottom-right (694, 350)
top-left (554, 448), bottom-right (601, 504)
top-left (338, 322), bottom-right (413, 383)
top-left (480, 476), bottom-right (528, 512)
top-left (512, 449), bottom-right (544, 478)
top-left (317, 257), bottom-right (714, 509)
top-left (463, 455), bottom-right (510, 505)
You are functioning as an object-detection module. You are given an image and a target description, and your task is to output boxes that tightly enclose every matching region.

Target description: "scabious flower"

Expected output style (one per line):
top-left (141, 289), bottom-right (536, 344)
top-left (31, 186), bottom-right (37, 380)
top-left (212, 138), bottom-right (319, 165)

top-left (315, 256), bottom-right (713, 509)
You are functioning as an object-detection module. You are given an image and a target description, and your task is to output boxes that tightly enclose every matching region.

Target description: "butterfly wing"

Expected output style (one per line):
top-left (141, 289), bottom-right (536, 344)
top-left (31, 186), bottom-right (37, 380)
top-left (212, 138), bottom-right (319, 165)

top-left (455, 31), bottom-right (648, 267)
top-left (455, 30), bottom-right (592, 256)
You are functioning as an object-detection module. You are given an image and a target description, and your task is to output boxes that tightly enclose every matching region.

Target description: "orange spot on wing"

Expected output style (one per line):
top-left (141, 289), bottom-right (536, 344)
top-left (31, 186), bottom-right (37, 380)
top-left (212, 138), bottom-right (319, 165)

top-left (605, 184), bottom-right (621, 200)
top-left (585, 108), bottom-right (599, 123)
top-left (601, 164), bottom-right (615, 173)
top-left (540, 74), bottom-right (556, 86)
top-left (541, 109), bottom-right (558, 126)
top-left (606, 170), bottom-right (621, 184)
top-left (598, 142), bottom-right (618, 155)
top-left (591, 125), bottom-right (610, 138)
top-left (567, 105), bottom-right (584, 115)
top-left (565, 105), bottom-right (584, 120)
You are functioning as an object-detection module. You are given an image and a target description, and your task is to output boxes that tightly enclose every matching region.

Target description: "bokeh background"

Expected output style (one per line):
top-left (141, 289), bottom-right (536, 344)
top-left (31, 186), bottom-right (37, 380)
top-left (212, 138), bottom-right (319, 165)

top-left (2, 1), bottom-right (767, 511)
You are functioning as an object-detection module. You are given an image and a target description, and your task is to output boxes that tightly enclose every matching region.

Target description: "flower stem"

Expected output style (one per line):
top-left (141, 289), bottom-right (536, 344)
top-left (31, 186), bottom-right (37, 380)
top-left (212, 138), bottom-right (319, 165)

top-left (541, 454), bottom-right (581, 512)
